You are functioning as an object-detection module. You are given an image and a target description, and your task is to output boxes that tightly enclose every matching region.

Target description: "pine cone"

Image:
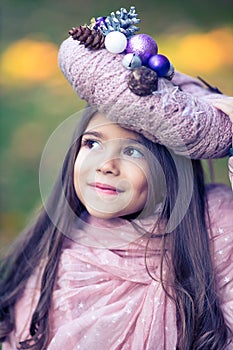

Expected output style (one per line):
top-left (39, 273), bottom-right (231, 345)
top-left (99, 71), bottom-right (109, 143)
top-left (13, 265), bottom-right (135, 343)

top-left (99, 6), bottom-right (140, 38)
top-left (69, 26), bottom-right (105, 50)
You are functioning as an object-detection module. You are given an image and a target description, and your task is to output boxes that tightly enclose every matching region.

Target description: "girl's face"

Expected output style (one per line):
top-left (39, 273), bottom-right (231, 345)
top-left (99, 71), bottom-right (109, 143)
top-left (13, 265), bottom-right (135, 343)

top-left (73, 113), bottom-right (149, 219)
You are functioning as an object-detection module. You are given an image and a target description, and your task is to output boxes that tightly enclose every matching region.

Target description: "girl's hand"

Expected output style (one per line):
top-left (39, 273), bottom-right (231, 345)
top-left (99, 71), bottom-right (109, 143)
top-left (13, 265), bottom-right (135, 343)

top-left (211, 96), bottom-right (233, 124)
top-left (205, 95), bottom-right (233, 124)
top-left (202, 95), bottom-right (233, 147)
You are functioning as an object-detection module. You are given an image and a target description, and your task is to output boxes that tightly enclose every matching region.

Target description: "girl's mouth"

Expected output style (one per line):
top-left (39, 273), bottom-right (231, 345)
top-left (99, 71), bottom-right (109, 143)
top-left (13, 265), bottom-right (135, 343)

top-left (90, 182), bottom-right (122, 195)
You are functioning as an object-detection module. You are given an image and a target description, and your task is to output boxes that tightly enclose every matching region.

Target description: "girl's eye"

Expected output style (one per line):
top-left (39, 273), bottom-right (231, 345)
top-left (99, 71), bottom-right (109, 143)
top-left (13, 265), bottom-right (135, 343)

top-left (82, 139), bottom-right (101, 150)
top-left (124, 147), bottom-right (144, 158)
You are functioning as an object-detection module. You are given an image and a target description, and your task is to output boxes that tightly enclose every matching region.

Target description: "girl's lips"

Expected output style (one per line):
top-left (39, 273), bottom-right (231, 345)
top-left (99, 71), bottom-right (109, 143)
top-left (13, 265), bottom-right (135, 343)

top-left (89, 182), bottom-right (122, 194)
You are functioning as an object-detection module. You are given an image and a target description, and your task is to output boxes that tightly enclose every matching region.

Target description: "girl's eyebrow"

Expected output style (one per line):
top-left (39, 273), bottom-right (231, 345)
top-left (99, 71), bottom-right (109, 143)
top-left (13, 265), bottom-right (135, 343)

top-left (82, 131), bottom-right (104, 139)
top-left (82, 130), bottom-right (143, 144)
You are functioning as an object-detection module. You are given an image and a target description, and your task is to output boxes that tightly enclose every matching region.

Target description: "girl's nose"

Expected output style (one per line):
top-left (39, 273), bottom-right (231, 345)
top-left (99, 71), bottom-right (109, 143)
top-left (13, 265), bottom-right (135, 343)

top-left (96, 158), bottom-right (120, 176)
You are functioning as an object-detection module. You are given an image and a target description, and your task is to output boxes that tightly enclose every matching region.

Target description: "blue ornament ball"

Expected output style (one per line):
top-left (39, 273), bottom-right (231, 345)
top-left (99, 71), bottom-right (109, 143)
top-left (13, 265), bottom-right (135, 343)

top-left (126, 34), bottom-right (158, 65)
top-left (148, 54), bottom-right (170, 77)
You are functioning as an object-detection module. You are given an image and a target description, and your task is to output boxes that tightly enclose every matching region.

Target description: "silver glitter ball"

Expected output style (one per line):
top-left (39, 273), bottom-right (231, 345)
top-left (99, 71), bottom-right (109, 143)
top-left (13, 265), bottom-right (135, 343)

top-left (122, 53), bottom-right (142, 70)
top-left (164, 63), bottom-right (175, 80)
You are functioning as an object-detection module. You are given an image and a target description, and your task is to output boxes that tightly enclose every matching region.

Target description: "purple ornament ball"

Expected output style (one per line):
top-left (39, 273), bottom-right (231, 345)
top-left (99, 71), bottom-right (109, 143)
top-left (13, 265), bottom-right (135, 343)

top-left (148, 54), bottom-right (171, 77)
top-left (126, 34), bottom-right (158, 65)
top-left (94, 16), bottom-right (106, 29)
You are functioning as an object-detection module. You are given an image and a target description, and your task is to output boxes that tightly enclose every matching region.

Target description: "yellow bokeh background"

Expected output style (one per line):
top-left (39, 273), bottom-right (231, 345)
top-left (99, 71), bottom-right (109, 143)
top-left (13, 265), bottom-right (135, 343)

top-left (165, 27), bottom-right (233, 73)
top-left (158, 27), bottom-right (233, 94)
top-left (1, 39), bottom-right (59, 84)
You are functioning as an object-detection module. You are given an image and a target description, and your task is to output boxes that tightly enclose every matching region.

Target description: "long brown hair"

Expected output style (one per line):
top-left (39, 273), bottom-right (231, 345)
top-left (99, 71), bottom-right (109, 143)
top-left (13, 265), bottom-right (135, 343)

top-left (0, 107), bottom-right (231, 349)
top-left (141, 137), bottom-right (231, 349)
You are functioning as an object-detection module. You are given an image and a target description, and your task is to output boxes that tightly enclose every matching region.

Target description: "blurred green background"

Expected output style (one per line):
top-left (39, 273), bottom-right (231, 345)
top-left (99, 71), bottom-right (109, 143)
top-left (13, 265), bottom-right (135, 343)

top-left (1, 0), bottom-right (233, 248)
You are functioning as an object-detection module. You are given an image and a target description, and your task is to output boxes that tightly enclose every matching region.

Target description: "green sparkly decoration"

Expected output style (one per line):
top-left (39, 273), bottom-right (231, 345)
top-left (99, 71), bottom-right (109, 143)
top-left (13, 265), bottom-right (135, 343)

top-left (100, 6), bottom-right (140, 38)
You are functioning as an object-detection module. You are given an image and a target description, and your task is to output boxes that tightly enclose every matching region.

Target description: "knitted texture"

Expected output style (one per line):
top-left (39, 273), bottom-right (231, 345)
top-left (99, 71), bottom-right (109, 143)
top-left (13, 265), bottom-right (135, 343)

top-left (58, 37), bottom-right (232, 159)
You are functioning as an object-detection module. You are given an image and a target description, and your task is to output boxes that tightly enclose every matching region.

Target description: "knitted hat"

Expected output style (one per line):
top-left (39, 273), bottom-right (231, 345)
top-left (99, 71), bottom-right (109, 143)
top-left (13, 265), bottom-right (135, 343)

top-left (58, 6), bottom-right (232, 159)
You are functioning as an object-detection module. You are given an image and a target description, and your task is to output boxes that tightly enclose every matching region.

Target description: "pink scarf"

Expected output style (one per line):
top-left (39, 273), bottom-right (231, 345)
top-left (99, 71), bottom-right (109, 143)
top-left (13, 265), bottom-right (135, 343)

top-left (49, 214), bottom-right (178, 350)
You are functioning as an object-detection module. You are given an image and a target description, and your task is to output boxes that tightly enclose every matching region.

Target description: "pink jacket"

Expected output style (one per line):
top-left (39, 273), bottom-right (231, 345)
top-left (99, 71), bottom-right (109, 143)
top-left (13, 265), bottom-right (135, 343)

top-left (3, 159), bottom-right (233, 350)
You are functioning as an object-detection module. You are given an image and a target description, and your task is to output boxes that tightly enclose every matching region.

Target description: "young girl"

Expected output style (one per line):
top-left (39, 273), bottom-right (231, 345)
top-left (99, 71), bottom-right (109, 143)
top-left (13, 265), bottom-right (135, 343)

top-left (1, 6), bottom-right (233, 350)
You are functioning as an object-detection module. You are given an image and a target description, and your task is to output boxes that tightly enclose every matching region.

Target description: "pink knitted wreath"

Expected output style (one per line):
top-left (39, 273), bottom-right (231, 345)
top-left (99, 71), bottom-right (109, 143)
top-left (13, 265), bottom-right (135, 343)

top-left (58, 37), bottom-right (232, 159)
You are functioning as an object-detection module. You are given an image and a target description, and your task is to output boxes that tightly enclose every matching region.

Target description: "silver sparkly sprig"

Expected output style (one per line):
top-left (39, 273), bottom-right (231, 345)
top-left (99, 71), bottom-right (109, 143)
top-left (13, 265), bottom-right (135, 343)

top-left (100, 6), bottom-right (140, 38)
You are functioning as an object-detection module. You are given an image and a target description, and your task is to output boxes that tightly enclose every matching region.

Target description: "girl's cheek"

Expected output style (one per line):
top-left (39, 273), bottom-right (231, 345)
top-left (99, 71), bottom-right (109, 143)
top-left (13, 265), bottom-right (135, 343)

top-left (127, 159), bottom-right (149, 175)
top-left (74, 151), bottom-right (89, 168)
